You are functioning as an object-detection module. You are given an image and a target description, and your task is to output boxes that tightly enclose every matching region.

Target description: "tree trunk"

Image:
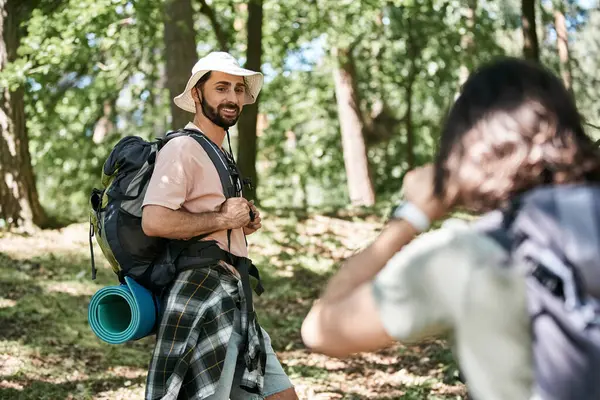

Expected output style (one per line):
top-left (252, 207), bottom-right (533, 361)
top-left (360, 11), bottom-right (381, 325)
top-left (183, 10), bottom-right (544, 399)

top-left (404, 75), bottom-right (415, 170)
top-left (404, 17), bottom-right (421, 170)
top-left (236, 0), bottom-right (262, 202)
top-left (199, 0), bottom-right (230, 52)
top-left (0, 0), bottom-right (49, 230)
top-left (522, 0), bottom-right (540, 62)
top-left (163, 0), bottom-right (197, 130)
top-left (554, 4), bottom-right (573, 94)
top-left (92, 99), bottom-right (116, 144)
top-left (332, 47), bottom-right (375, 207)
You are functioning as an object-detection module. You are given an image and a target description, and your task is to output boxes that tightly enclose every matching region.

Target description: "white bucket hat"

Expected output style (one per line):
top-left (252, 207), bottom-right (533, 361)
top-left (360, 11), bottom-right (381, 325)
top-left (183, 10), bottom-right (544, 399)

top-left (173, 52), bottom-right (264, 113)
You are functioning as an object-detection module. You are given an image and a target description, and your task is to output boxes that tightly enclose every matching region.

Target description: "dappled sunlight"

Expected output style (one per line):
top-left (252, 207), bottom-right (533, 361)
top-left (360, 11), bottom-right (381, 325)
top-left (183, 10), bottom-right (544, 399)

top-left (0, 335), bottom-right (152, 398)
top-left (94, 384), bottom-right (146, 400)
top-left (160, 174), bottom-right (172, 184)
top-left (0, 214), bottom-right (464, 398)
top-left (106, 366), bottom-right (147, 380)
top-left (273, 264), bottom-right (296, 278)
top-left (0, 380), bottom-right (23, 391)
top-left (0, 344), bottom-right (89, 384)
top-left (0, 341), bottom-right (94, 391)
top-left (0, 354), bottom-right (25, 377)
top-left (43, 281), bottom-right (98, 297)
top-left (0, 224), bottom-right (93, 258)
top-left (92, 367), bottom-right (147, 400)
top-left (250, 211), bottom-right (381, 277)
top-left (0, 298), bottom-right (16, 309)
top-left (280, 344), bottom-right (465, 399)
top-left (4, 0), bottom-right (597, 397)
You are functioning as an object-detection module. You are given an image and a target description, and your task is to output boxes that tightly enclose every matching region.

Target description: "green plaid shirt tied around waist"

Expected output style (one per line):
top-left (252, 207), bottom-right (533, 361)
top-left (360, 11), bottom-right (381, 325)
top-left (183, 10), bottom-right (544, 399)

top-left (145, 266), bottom-right (266, 400)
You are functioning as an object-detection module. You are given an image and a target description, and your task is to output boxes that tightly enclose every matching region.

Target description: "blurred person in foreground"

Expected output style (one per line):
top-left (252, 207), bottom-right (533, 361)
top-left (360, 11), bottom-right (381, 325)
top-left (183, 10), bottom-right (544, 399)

top-left (301, 57), bottom-right (600, 400)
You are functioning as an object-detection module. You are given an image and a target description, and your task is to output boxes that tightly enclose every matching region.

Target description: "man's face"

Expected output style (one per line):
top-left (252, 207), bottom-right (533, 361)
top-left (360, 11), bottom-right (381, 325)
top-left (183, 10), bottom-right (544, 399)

top-left (194, 71), bottom-right (246, 128)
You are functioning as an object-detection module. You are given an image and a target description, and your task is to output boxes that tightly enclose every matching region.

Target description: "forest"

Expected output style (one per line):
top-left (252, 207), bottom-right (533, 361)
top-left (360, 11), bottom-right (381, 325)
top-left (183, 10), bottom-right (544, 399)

top-left (1, 0), bottom-right (599, 398)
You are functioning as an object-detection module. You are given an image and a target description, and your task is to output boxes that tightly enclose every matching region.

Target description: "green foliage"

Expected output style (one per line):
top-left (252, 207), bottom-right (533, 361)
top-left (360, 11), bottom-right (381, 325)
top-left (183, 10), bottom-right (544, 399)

top-left (260, 0), bottom-right (507, 203)
top-left (4, 0), bottom-right (600, 223)
top-left (5, 0), bottom-right (168, 223)
top-left (259, 66), bottom-right (348, 209)
top-left (572, 8), bottom-right (600, 141)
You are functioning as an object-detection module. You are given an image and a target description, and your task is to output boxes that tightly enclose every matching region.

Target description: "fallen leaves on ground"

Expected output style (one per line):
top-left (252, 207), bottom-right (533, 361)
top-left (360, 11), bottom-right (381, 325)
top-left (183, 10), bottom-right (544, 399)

top-left (0, 212), bottom-right (465, 399)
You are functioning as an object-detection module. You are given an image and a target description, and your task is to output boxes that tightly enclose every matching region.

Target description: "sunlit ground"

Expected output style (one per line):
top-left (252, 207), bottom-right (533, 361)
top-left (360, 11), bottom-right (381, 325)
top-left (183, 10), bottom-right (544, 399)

top-left (0, 212), bottom-right (466, 399)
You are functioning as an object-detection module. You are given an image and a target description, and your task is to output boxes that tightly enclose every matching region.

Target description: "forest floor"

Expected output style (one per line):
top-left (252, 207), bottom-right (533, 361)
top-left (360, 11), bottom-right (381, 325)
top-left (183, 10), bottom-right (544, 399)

top-left (0, 211), bottom-right (466, 399)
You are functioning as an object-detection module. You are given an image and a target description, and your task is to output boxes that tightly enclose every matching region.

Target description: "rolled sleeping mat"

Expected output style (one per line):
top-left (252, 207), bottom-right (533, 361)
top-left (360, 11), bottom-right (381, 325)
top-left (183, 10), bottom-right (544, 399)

top-left (88, 276), bottom-right (160, 344)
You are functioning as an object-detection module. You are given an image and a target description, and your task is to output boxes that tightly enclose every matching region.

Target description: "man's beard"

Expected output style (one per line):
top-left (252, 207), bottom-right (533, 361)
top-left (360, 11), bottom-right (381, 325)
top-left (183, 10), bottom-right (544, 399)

top-left (201, 99), bottom-right (240, 128)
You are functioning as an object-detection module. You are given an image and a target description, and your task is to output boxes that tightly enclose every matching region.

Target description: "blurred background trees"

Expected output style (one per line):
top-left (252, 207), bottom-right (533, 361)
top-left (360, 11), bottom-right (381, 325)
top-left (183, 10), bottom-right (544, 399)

top-left (1, 0), bottom-right (599, 230)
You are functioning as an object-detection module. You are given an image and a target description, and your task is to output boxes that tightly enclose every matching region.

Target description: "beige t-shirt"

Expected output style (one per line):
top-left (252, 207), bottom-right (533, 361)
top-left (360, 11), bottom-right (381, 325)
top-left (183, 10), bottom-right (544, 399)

top-left (372, 219), bottom-right (534, 400)
top-left (142, 123), bottom-right (248, 258)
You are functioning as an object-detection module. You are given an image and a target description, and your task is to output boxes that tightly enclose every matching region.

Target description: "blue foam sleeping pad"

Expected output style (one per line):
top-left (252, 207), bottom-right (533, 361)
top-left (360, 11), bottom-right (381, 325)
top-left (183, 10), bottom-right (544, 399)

top-left (88, 276), bottom-right (160, 344)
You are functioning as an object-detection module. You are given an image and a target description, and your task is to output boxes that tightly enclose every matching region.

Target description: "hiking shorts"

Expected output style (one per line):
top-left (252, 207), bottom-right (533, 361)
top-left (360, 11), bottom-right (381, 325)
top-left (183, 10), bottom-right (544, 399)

top-left (205, 308), bottom-right (294, 400)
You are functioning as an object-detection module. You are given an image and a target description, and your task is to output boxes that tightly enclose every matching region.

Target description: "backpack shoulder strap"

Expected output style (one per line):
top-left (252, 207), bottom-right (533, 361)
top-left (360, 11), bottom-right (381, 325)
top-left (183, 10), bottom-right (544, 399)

top-left (190, 131), bottom-right (238, 199)
top-left (163, 129), bottom-right (239, 199)
top-left (479, 204), bottom-right (591, 313)
top-left (472, 210), bottom-right (514, 252)
top-left (485, 227), bottom-right (513, 252)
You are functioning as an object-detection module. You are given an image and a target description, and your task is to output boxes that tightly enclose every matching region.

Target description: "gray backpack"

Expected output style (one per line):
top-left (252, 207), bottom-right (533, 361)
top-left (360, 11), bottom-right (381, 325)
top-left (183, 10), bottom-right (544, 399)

top-left (89, 129), bottom-right (243, 294)
top-left (476, 185), bottom-right (600, 400)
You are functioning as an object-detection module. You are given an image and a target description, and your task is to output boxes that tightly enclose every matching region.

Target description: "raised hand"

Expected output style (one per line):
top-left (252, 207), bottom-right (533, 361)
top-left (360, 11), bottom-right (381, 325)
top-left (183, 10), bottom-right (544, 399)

top-left (401, 164), bottom-right (449, 221)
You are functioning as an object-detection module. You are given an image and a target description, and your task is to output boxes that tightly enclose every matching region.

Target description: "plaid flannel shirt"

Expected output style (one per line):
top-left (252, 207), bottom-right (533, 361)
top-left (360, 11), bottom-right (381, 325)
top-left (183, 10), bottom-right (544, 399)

top-left (145, 265), bottom-right (264, 400)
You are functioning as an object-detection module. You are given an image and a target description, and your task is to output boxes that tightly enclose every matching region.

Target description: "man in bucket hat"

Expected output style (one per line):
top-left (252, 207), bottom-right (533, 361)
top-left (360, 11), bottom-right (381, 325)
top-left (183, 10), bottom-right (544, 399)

top-left (142, 52), bottom-right (298, 400)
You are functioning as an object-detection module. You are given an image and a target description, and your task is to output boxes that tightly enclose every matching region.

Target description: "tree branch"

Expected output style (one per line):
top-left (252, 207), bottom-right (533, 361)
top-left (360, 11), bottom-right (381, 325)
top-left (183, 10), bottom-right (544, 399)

top-left (348, 33), bottom-right (365, 54)
top-left (198, 0), bottom-right (230, 52)
top-left (584, 121), bottom-right (600, 131)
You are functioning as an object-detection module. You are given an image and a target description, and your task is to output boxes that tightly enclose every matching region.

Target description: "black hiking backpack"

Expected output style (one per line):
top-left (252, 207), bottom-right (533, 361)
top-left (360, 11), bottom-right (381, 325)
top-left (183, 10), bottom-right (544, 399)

top-left (89, 129), bottom-right (245, 294)
top-left (475, 185), bottom-right (600, 400)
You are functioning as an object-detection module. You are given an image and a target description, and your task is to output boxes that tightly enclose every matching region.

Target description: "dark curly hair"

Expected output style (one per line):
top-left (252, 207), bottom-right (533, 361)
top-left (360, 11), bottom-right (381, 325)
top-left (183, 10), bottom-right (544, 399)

top-left (434, 57), bottom-right (600, 212)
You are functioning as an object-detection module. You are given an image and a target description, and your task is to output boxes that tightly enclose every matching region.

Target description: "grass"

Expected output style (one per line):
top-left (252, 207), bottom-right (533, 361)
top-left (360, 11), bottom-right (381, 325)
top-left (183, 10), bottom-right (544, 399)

top-left (0, 211), bottom-right (466, 399)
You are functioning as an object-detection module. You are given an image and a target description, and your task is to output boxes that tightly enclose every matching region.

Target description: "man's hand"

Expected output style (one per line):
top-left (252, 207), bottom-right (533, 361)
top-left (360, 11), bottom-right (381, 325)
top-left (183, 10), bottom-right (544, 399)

top-left (402, 164), bottom-right (449, 222)
top-left (243, 201), bottom-right (262, 235)
top-left (219, 197), bottom-right (252, 229)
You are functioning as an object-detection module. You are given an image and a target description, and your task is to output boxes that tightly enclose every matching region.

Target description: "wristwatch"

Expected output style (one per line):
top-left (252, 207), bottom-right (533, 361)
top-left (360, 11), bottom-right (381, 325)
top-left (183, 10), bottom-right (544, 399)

top-left (390, 201), bottom-right (431, 232)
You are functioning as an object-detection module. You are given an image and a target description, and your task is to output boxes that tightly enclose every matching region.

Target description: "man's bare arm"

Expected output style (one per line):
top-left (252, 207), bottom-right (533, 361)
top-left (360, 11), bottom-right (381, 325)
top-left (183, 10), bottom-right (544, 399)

top-left (142, 197), bottom-right (251, 239)
top-left (142, 206), bottom-right (226, 239)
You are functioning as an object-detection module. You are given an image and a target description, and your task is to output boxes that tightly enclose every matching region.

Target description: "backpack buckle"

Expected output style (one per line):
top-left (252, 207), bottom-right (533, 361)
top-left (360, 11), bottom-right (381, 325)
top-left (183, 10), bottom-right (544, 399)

top-left (243, 177), bottom-right (254, 191)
